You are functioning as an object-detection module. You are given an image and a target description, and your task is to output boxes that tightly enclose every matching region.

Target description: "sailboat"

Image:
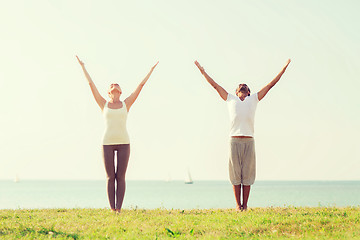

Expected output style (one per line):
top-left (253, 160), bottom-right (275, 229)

top-left (165, 172), bottom-right (172, 182)
top-left (185, 169), bottom-right (193, 184)
top-left (14, 174), bottom-right (20, 183)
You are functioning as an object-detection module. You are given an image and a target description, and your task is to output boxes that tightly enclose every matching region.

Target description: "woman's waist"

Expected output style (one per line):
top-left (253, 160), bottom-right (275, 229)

top-left (103, 129), bottom-right (129, 137)
top-left (105, 122), bottom-right (126, 132)
top-left (231, 136), bottom-right (253, 138)
top-left (103, 131), bottom-right (130, 144)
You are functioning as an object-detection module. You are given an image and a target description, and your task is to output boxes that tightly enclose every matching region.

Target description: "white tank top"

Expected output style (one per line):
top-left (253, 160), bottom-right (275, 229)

top-left (102, 101), bottom-right (130, 145)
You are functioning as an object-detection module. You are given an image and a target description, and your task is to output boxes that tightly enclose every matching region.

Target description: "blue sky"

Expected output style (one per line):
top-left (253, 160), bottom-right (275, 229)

top-left (0, 0), bottom-right (359, 181)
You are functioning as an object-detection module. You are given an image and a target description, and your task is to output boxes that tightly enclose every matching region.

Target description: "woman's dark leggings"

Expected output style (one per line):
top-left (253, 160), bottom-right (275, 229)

top-left (102, 144), bottom-right (130, 210)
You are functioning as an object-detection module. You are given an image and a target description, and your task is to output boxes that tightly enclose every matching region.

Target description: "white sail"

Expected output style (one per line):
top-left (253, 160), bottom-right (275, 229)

top-left (185, 169), bottom-right (193, 184)
top-left (165, 172), bottom-right (172, 182)
top-left (14, 174), bottom-right (20, 183)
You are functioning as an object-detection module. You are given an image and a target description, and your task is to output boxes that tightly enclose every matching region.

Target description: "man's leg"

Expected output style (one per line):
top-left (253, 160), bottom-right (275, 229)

top-left (242, 139), bottom-right (255, 211)
top-left (232, 185), bottom-right (241, 211)
top-left (242, 185), bottom-right (251, 211)
top-left (229, 139), bottom-right (242, 211)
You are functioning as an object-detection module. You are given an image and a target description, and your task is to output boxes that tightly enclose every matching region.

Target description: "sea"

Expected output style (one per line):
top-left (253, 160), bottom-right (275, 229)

top-left (0, 180), bottom-right (359, 210)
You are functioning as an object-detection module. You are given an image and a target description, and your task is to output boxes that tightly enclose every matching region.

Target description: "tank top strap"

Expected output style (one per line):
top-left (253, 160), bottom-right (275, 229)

top-left (122, 101), bottom-right (127, 111)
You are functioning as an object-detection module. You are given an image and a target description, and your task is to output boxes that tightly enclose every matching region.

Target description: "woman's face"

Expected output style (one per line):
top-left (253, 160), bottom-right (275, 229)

top-left (108, 83), bottom-right (122, 97)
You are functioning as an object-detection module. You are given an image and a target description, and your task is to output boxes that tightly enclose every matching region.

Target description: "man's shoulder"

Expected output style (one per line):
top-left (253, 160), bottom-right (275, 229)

top-left (226, 93), bottom-right (238, 102)
top-left (249, 93), bottom-right (259, 102)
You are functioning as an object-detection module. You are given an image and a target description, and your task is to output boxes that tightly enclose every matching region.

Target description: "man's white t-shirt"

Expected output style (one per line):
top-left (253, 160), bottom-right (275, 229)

top-left (226, 93), bottom-right (259, 137)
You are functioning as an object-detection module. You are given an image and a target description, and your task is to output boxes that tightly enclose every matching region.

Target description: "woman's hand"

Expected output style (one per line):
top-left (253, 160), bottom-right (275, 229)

top-left (284, 59), bottom-right (291, 69)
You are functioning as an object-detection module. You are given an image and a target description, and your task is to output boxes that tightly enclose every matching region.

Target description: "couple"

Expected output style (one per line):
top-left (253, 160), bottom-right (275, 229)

top-left (76, 56), bottom-right (291, 212)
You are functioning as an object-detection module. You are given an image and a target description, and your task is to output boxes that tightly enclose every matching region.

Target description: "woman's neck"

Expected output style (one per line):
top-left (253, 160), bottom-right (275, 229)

top-left (109, 98), bottom-right (121, 103)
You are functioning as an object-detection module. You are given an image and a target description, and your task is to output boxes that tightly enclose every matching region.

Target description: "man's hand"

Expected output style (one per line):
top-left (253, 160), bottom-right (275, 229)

top-left (194, 60), bottom-right (205, 74)
top-left (151, 61), bottom-right (159, 71)
top-left (194, 60), bottom-right (228, 101)
top-left (257, 58), bottom-right (291, 101)
top-left (76, 55), bottom-right (85, 67)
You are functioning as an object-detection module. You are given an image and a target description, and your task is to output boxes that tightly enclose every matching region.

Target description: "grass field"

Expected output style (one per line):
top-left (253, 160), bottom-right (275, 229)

top-left (1, 207), bottom-right (359, 239)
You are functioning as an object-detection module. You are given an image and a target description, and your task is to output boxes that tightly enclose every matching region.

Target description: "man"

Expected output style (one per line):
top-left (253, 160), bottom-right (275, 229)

top-left (195, 59), bottom-right (291, 211)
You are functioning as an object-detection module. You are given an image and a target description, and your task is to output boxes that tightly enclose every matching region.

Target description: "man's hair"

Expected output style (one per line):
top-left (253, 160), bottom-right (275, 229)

top-left (237, 84), bottom-right (250, 96)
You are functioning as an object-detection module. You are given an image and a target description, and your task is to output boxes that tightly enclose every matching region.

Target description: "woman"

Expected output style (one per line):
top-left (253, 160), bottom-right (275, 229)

top-left (76, 56), bottom-right (158, 212)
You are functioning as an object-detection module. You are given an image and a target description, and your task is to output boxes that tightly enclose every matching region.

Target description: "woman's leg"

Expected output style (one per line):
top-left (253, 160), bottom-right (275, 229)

top-left (115, 144), bottom-right (130, 211)
top-left (102, 145), bottom-right (116, 210)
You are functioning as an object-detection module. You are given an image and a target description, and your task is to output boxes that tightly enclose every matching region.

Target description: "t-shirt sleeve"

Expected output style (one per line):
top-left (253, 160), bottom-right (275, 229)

top-left (253, 93), bottom-right (260, 103)
top-left (226, 93), bottom-right (236, 102)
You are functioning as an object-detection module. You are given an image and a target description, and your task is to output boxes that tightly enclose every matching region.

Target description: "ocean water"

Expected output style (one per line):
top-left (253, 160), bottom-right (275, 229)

top-left (0, 180), bottom-right (359, 210)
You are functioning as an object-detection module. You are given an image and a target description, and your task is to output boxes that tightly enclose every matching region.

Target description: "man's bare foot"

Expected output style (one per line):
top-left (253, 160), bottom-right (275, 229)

top-left (115, 209), bottom-right (121, 214)
top-left (236, 205), bottom-right (242, 211)
top-left (242, 205), bottom-right (248, 211)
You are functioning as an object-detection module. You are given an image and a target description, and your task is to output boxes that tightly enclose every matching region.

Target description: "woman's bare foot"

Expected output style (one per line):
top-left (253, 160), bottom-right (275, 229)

top-left (242, 205), bottom-right (248, 211)
top-left (115, 209), bottom-right (121, 214)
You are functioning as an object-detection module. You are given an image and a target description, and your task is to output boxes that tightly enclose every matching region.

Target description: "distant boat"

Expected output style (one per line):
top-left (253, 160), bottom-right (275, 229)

top-left (14, 174), bottom-right (20, 183)
top-left (165, 173), bottom-right (172, 182)
top-left (185, 169), bottom-right (193, 184)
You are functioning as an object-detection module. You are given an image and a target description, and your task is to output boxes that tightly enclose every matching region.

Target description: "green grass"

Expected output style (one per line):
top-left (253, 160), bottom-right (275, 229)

top-left (1, 207), bottom-right (359, 239)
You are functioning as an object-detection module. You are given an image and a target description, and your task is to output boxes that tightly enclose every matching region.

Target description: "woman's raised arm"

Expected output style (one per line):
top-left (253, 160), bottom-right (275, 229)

top-left (124, 61), bottom-right (159, 111)
top-left (76, 56), bottom-right (106, 110)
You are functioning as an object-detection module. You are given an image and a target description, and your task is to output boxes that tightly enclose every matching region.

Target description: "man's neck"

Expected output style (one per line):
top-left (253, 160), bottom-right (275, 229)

top-left (237, 93), bottom-right (248, 101)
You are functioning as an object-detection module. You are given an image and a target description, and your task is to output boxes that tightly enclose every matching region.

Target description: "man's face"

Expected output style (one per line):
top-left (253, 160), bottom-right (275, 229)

top-left (236, 84), bottom-right (250, 96)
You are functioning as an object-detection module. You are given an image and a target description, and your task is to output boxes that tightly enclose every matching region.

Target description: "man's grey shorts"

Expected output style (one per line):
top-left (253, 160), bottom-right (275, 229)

top-left (229, 137), bottom-right (256, 186)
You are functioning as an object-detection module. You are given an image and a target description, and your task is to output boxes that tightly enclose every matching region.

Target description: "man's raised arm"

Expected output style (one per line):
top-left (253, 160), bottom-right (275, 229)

top-left (257, 59), bottom-right (291, 101)
top-left (194, 60), bottom-right (228, 101)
